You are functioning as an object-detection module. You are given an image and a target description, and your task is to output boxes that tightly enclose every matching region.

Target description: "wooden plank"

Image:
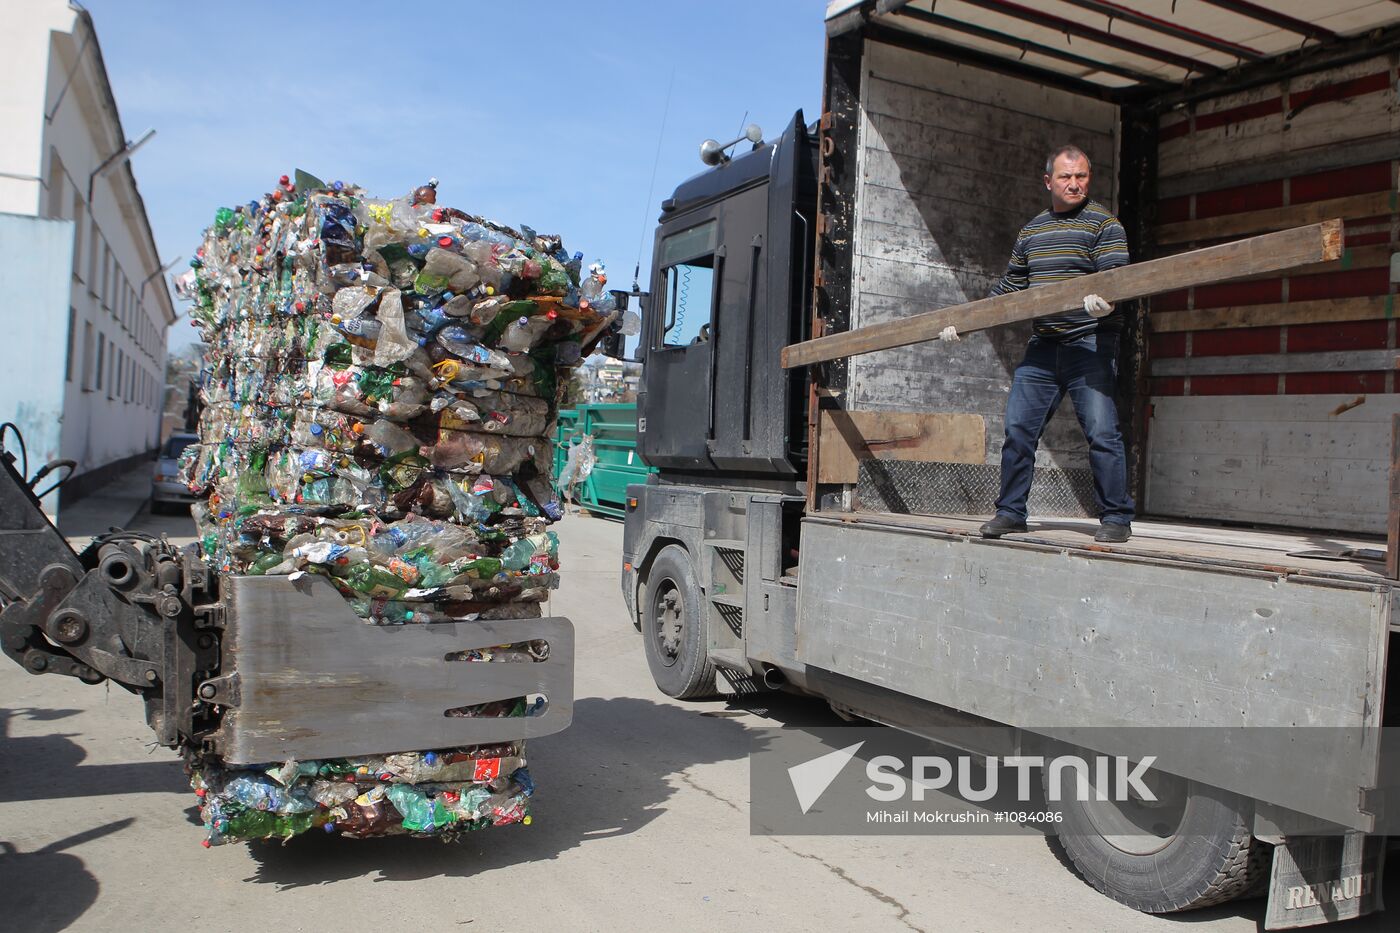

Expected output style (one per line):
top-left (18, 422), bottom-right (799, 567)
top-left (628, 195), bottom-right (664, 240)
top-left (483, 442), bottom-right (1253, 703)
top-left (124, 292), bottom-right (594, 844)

top-left (1157, 136), bottom-right (1400, 199)
top-left (1157, 191), bottom-right (1395, 245)
top-left (1149, 295), bottom-right (1395, 333)
top-left (1214, 243), bottom-right (1394, 283)
top-left (865, 41), bottom-right (1118, 133)
top-left (1150, 393), bottom-right (1400, 424)
top-left (783, 220), bottom-right (1344, 369)
top-left (1151, 349), bottom-right (1396, 378)
top-left (816, 410), bottom-right (985, 483)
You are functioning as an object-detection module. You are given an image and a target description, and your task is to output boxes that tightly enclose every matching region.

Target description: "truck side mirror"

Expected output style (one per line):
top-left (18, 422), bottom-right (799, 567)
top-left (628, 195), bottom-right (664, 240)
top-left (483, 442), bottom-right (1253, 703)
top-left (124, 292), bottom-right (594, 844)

top-left (603, 289), bottom-right (647, 362)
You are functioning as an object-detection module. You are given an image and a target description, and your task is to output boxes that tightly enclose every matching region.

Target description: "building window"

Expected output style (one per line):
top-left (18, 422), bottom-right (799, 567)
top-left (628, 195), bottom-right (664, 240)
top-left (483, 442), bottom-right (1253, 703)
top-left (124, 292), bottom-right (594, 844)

top-left (66, 308), bottom-right (77, 382)
top-left (88, 224), bottom-right (100, 291)
top-left (72, 194), bottom-right (85, 281)
top-left (102, 246), bottom-right (113, 310)
top-left (82, 322), bottom-right (94, 391)
top-left (96, 332), bottom-right (105, 395)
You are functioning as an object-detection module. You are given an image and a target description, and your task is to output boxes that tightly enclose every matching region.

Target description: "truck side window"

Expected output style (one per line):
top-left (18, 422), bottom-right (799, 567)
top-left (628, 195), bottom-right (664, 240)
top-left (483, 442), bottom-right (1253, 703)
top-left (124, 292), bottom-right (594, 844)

top-left (661, 257), bottom-right (715, 347)
top-left (657, 219), bottom-right (718, 349)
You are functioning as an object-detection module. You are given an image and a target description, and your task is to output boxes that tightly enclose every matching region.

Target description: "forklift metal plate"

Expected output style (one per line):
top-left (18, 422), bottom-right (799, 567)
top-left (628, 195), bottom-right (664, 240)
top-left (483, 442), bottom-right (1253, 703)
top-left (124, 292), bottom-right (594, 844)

top-left (857, 460), bottom-right (1098, 517)
top-left (213, 575), bottom-right (574, 765)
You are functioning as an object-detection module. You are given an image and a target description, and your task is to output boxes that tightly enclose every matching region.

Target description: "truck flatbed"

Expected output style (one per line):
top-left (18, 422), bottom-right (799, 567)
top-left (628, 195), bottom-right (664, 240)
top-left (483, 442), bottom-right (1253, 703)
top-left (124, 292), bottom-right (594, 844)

top-left (828, 510), bottom-right (1392, 589)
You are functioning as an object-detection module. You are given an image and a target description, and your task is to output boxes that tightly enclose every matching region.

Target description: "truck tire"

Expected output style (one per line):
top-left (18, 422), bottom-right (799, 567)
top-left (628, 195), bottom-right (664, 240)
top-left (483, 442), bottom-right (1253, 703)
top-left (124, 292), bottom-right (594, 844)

top-left (641, 545), bottom-right (717, 699)
top-left (1047, 763), bottom-right (1268, 913)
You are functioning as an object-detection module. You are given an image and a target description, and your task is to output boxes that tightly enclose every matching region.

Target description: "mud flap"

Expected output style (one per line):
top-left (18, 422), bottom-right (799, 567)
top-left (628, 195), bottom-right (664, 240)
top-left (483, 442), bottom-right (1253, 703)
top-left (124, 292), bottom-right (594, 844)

top-left (1264, 833), bottom-right (1385, 929)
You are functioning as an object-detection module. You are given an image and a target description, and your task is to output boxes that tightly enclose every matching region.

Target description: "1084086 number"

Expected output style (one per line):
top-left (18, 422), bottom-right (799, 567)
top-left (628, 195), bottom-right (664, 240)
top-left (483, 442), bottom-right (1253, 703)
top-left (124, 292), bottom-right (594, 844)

top-left (1006, 812), bottom-right (1063, 824)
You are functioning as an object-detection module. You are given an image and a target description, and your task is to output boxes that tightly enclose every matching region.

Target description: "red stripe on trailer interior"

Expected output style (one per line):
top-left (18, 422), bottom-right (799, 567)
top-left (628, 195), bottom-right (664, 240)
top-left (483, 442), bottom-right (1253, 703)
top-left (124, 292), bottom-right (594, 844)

top-left (1193, 279), bottom-right (1283, 309)
top-left (1156, 195), bottom-right (1191, 224)
top-left (1149, 332), bottom-right (1187, 358)
top-left (1290, 161), bottom-right (1394, 203)
top-left (1152, 288), bottom-right (1190, 312)
top-left (1285, 320), bottom-right (1389, 353)
top-left (1194, 97), bottom-right (1282, 131)
top-left (1192, 327), bottom-right (1281, 356)
top-left (1150, 377), bottom-right (1185, 396)
top-left (1158, 119), bottom-right (1191, 142)
top-left (1290, 268), bottom-right (1391, 302)
top-left (1288, 71), bottom-right (1393, 111)
top-left (1195, 180), bottom-right (1284, 219)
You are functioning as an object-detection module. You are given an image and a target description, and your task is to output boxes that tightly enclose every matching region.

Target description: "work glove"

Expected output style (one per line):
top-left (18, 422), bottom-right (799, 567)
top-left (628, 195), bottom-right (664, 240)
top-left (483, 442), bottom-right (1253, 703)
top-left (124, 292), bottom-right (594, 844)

top-left (939, 325), bottom-right (959, 342)
top-left (1083, 294), bottom-right (1113, 317)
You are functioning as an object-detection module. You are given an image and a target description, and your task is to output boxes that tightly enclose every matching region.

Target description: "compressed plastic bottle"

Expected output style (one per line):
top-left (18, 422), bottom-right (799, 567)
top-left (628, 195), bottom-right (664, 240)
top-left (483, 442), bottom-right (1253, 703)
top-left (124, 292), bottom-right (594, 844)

top-left (224, 775), bottom-right (317, 813)
top-left (500, 531), bottom-right (558, 571)
top-left (498, 315), bottom-right (554, 352)
top-left (345, 561), bottom-right (411, 599)
top-left (362, 418), bottom-right (419, 457)
top-left (386, 784), bottom-right (454, 832)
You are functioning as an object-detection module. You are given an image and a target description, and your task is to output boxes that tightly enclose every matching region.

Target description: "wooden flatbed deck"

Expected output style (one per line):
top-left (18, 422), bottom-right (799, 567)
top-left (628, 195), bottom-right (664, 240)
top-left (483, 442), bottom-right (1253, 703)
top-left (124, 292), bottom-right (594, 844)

top-left (822, 509), bottom-right (1392, 586)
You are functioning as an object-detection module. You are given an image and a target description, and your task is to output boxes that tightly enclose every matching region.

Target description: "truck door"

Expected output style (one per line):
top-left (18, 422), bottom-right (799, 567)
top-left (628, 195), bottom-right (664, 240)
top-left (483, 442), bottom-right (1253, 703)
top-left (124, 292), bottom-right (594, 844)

top-left (640, 215), bottom-right (722, 470)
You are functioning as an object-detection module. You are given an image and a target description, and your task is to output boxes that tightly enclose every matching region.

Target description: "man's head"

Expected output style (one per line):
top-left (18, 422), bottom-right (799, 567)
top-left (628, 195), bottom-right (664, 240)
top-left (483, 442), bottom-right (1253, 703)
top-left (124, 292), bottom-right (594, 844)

top-left (1044, 146), bottom-right (1092, 213)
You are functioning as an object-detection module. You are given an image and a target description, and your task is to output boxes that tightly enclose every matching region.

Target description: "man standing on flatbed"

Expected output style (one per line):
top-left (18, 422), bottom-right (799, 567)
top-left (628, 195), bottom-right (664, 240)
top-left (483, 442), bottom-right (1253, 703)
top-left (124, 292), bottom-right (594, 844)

top-left (972, 146), bottom-right (1135, 543)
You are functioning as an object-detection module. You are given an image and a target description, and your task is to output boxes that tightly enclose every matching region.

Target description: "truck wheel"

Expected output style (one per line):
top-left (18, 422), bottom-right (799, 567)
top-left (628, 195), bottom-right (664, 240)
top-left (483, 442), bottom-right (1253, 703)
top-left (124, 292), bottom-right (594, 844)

top-left (641, 545), bottom-right (717, 699)
top-left (1048, 762), bottom-right (1268, 912)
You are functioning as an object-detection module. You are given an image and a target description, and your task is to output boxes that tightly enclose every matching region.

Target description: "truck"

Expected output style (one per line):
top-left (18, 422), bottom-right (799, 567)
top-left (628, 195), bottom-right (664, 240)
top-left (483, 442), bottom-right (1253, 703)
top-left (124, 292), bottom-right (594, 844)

top-left (619, 1), bottom-right (1400, 927)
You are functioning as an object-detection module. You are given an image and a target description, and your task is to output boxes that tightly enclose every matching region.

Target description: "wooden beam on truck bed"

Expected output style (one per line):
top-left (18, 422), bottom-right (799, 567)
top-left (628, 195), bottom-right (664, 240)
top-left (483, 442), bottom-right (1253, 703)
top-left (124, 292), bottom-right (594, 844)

top-left (781, 219), bottom-right (1343, 369)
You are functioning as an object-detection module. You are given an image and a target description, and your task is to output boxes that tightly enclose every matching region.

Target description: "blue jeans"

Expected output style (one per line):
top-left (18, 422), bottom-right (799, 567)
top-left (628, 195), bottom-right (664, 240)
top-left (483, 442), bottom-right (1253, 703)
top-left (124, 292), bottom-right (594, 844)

top-left (995, 332), bottom-right (1134, 525)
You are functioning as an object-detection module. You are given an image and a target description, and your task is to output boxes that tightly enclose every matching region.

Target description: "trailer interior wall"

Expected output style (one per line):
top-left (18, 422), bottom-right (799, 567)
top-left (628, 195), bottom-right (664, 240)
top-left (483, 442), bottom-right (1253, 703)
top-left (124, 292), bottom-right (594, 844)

top-left (1143, 52), bottom-right (1400, 534)
top-left (846, 40), bottom-right (1118, 476)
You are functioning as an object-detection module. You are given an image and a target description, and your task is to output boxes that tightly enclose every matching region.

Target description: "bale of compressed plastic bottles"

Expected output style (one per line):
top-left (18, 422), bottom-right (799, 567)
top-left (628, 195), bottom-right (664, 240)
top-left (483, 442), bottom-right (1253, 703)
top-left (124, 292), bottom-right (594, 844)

top-left (176, 172), bottom-right (619, 846)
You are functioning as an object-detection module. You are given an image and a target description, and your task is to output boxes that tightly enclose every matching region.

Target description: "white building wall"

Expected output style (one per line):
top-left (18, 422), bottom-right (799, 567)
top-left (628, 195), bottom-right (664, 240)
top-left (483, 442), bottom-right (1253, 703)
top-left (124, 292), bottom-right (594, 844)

top-left (0, 0), bottom-right (175, 517)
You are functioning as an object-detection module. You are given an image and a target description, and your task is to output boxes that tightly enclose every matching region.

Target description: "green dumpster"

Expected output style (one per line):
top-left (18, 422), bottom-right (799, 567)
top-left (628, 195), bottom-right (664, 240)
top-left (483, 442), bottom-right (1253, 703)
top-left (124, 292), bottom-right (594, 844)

top-left (552, 402), bottom-right (654, 518)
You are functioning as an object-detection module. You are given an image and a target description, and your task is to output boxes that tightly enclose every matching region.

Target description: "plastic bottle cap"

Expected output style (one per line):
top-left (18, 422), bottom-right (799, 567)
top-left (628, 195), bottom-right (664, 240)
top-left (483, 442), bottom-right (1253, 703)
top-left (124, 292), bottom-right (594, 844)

top-left (438, 236), bottom-right (453, 248)
top-left (352, 422), bottom-right (364, 434)
top-left (201, 839), bottom-right (212, 848)
top-left (404, 611), bottom-right (414, 620)
top-left (279, 175), bottom-right (290, 186)
top-left (294, 300), bottom-right (305, 312)
top-left (523, 815), bottom-right (532, 825)
top-left (331, 314), bottom-right (342, 324)
top-left (310, 424), bottom-right (323, 435)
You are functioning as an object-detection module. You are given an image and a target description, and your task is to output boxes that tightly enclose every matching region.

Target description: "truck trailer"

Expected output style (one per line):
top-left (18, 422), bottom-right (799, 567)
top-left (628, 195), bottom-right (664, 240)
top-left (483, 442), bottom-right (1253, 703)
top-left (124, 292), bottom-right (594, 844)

top-left (621, 1), bottom-right (1400, 926)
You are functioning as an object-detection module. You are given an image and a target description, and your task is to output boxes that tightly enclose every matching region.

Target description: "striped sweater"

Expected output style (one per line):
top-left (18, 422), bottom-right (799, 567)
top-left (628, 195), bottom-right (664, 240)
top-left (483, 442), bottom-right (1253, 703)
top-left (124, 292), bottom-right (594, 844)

top-left (990, 199), bottom-right (1130, 339)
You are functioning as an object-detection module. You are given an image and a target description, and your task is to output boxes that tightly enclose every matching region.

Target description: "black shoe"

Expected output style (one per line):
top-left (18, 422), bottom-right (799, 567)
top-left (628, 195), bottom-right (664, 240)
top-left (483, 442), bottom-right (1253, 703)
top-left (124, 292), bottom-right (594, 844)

top-left (980, 515), bottom-right (1028, 538)
top-left (1094, 522), bottom-right (1131, 543)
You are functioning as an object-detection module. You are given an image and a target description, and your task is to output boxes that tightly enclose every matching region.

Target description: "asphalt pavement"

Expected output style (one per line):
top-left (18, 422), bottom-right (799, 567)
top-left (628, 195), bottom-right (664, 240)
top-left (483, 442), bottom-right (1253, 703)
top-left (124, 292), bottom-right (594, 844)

top-left (2, 502), bottom-right (1396, 932)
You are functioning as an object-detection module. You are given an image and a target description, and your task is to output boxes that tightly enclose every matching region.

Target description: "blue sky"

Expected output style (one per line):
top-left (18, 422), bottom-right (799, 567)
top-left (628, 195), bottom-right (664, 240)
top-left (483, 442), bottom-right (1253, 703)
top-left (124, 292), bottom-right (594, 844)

top-left (81, 0), bottom-right (827, 353)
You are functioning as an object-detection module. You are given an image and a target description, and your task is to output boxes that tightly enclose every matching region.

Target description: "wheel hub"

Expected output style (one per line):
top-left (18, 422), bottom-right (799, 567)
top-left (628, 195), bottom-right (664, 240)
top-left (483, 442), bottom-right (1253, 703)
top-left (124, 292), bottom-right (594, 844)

top-left (1078, 761), bottom-right (1190, 856)
top-left (653, 582), bottom-right (684, 668)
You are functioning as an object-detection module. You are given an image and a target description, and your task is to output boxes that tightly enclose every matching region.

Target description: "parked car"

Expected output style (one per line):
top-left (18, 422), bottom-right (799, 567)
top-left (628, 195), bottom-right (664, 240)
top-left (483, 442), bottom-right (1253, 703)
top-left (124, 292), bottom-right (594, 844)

top-left (151, 432), bottom-right (198, 514)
